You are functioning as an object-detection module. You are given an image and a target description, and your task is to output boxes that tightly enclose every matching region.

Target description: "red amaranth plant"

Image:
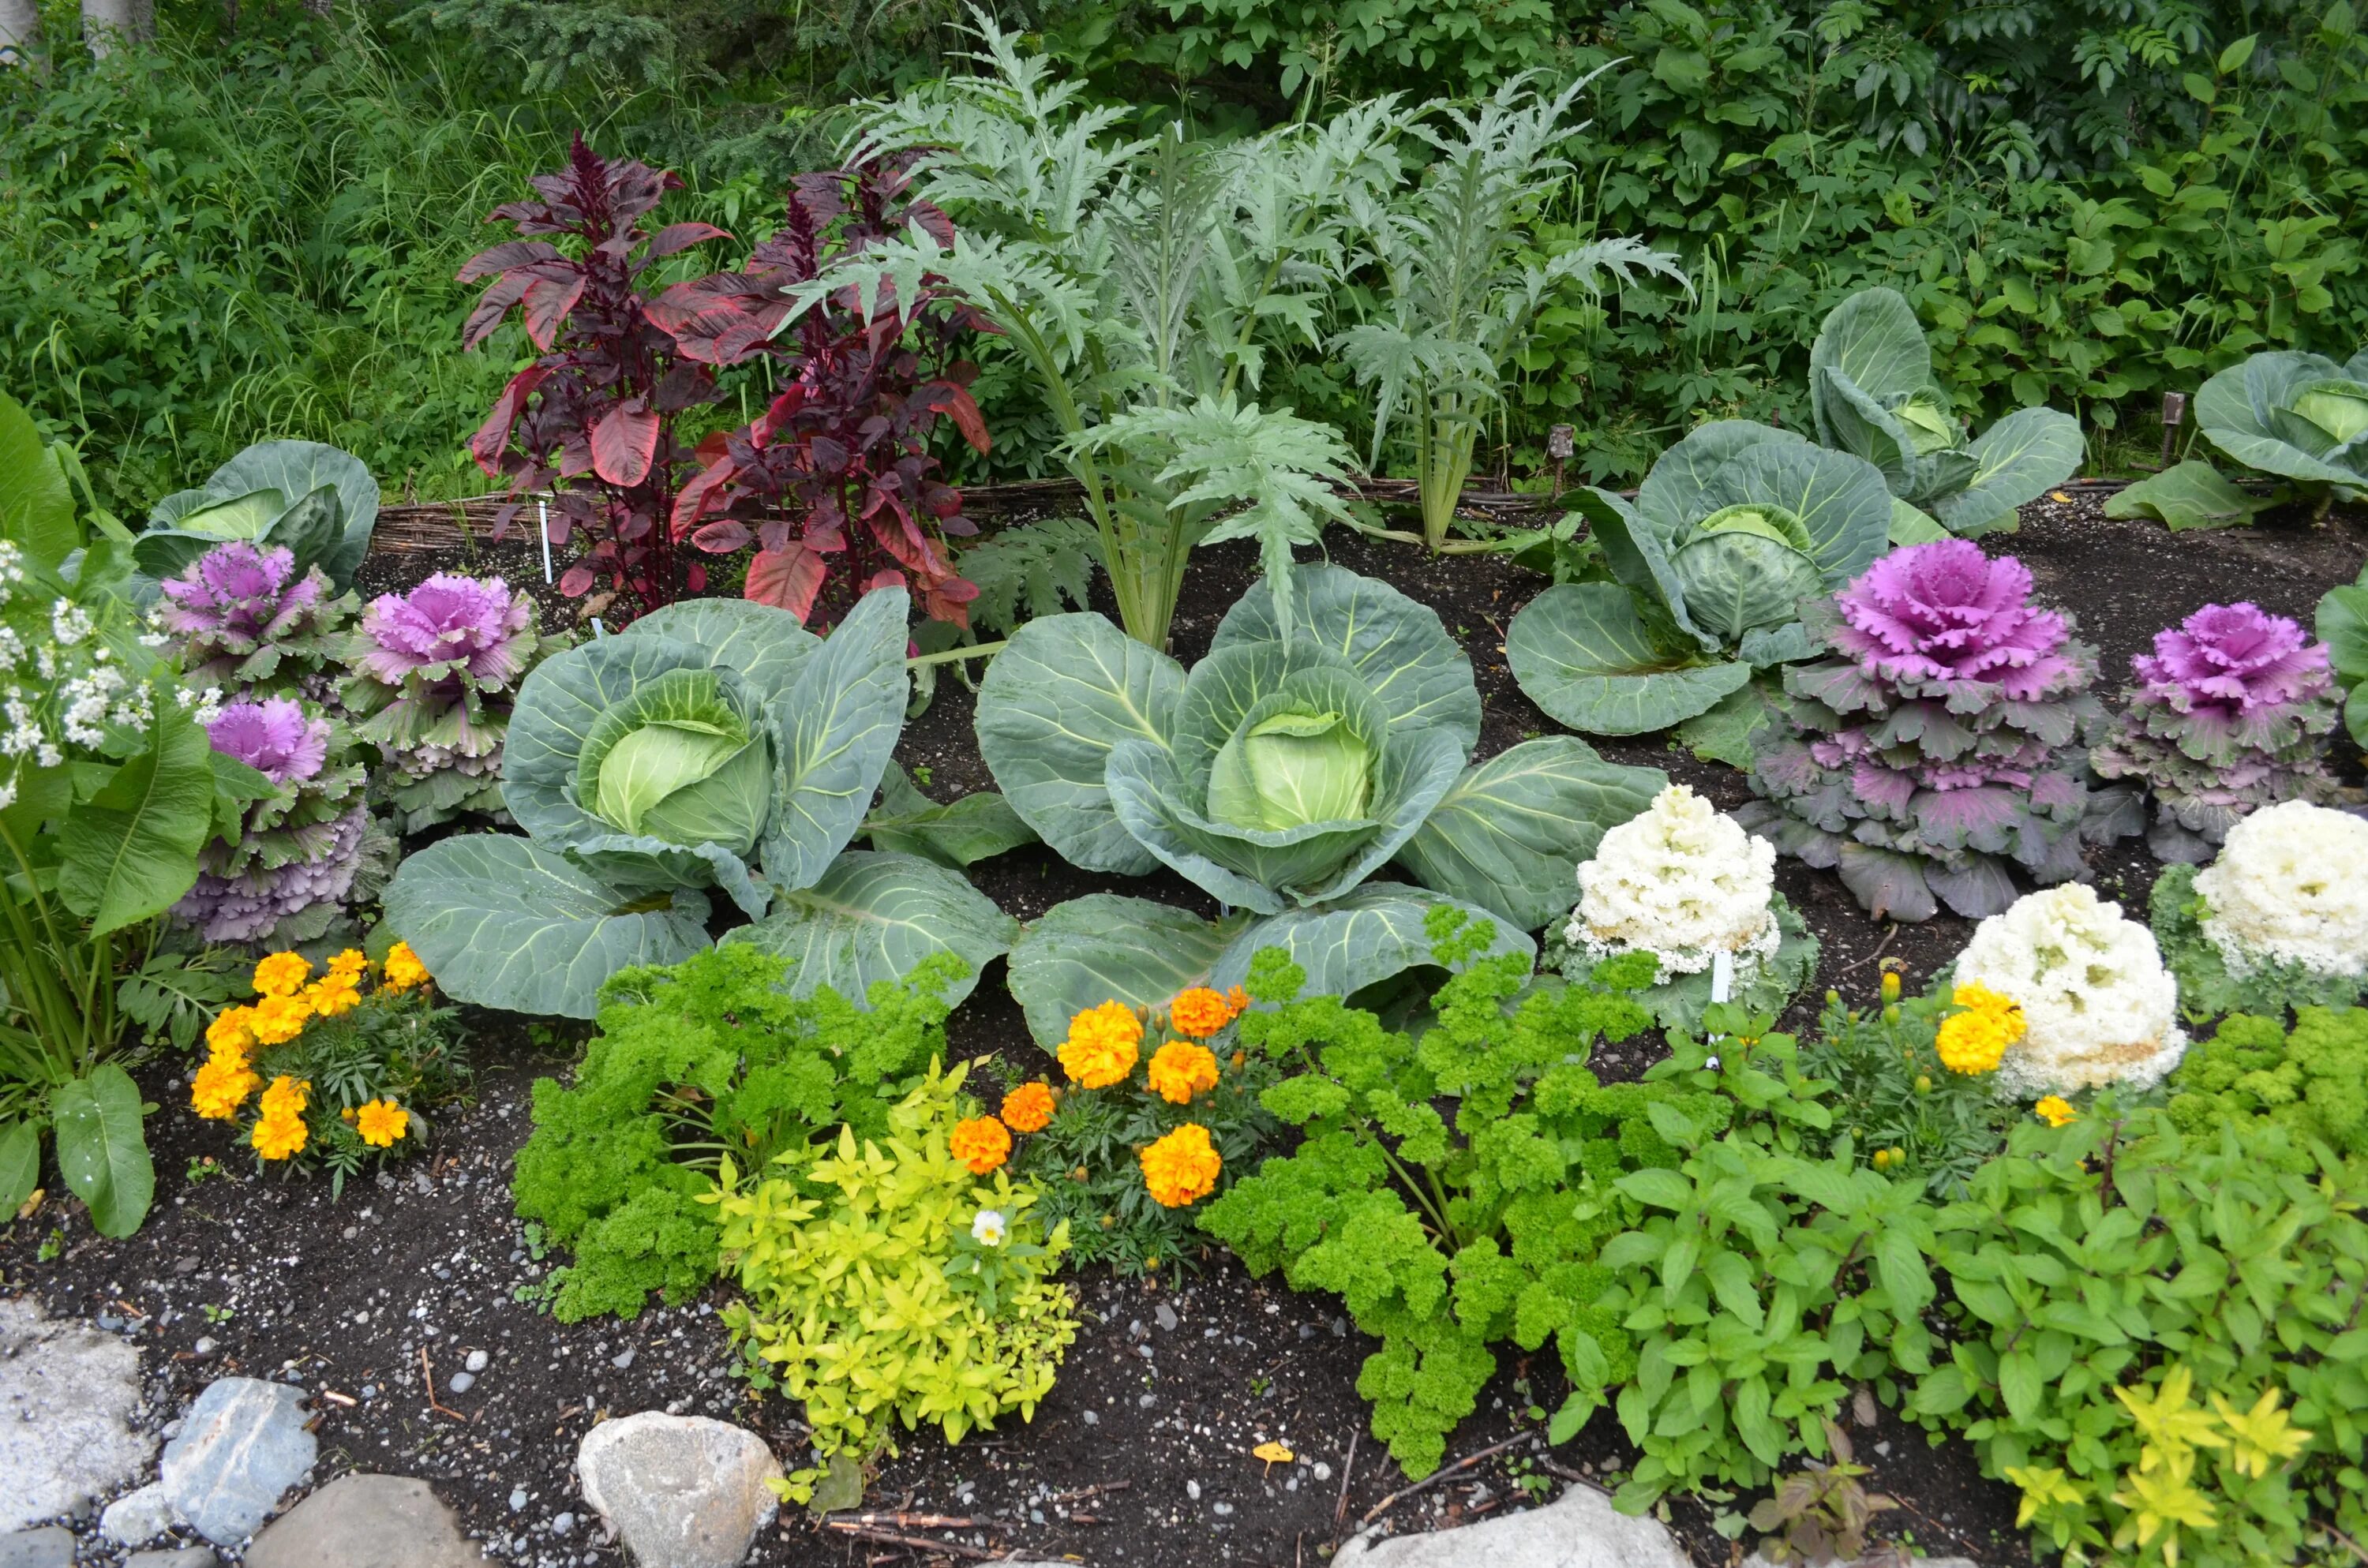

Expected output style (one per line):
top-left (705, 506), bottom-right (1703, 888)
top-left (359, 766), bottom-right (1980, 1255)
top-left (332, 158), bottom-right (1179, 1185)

top-left (459, 135), bottom-right (729, 619)
top-left (653, 155), bottom-right (992, 627)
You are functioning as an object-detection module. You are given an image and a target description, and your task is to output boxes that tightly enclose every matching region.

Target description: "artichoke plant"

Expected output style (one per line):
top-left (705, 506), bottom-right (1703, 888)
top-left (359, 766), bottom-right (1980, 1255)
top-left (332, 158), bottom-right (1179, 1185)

top-left (1808, 287), bottom-right (2082, 537)
top-left (2197, 346), bottom-right (2368, 504)
top-left (1505, 421), bottom-right (1891, 761)
top-left (975, 564), bottom-right (1665, 1042)
top-left (384, 587), bottom-right (1016, 1018)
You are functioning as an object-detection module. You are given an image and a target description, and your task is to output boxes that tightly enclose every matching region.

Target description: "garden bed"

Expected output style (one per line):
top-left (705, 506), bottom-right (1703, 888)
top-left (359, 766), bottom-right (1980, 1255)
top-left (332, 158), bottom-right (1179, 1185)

top-left (6, 492), bottom-right (2365, 1568)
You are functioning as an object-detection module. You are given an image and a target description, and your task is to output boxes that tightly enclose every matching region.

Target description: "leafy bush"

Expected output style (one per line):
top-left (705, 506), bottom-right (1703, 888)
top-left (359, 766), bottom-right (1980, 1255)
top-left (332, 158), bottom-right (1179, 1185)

top-left (153, 541), bottom-right (354, 695)
top-left (385, 586), bottom-right (1016, 1017)
top-left (2165, 1008), bottom-right (2368, 1173)
top-left (1740, 541), bottom-right (2104, 921)
top-left (982, 564), bottom-right (1664, 1035)
top-left (2153, 802), bottom-right (2368, 1018)
top-left (711, 1059), bottom-right (1077, 1492)
top-left (2091, 602), bottom-right (2342, 861)
top-left (511, 943), bottom-right (964, 1321)
top-left (1506, 421), bottom-right (1890, 759)
top-left (1201, 910), bottom-right (1680, 1477)
top-left (2197, 345), bottom-right (2368, 507)
top-left (1908, 1103), bottom-right (2368, 1568)
top-left (1800, 971), bottom-right (2020, 1198)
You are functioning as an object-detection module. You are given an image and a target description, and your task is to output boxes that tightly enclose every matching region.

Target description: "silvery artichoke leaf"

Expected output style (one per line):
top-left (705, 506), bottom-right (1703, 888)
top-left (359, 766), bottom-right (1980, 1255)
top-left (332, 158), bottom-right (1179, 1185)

top-left (762, 584), bottom-right (912, 893)
top-left (1808, 287), bottom-right (1934, 448)
top-left (564, 833), bottom-right (772, 920)
top-left (1505, 582), bottom-right (1755, 735)
top-left (1209, 563), bottom-right (1482, 748)
top-left (503, 633), bottom-right (719, 844)
top-left (1005, 893), bottom-right (1251, 1049)
top-left (1209, 883), bottom-right (1535, 1001)
top-left (1393, 737), bottom-right (1665, 930)
top-left (723, 850), bottom-right (1015, 1009)
top-left (628, 597), bottom-right (821, 708)
top-left (974, 610), bottom-right (1186, 875)
top-left (382, 834), bottom-right (712, 1020)
top-left (1929, 406), bottom-right (2083, 535)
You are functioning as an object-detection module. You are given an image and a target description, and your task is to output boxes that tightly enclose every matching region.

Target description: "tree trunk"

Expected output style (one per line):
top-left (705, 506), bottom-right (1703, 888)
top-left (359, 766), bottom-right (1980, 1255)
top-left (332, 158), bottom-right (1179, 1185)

top-left (0, 0), bottom-right (41, 68)
top-left (81, 0), bottom-right (153, 58)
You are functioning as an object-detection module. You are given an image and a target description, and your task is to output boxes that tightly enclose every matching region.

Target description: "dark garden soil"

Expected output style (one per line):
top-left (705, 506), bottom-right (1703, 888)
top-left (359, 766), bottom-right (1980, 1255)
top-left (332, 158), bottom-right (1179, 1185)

top-left (4, 492), bottom-right (2363, 1568)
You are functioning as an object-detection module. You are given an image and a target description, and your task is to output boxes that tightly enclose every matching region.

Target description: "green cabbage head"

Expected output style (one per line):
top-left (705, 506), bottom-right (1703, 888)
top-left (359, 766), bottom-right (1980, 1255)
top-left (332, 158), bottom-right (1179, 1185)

top-left (2198, 347), bottom-right (2368, 500)
top-left (576, 666), bottom-right (771, 854)
top-left (134, 440), bottom-right (380, 594)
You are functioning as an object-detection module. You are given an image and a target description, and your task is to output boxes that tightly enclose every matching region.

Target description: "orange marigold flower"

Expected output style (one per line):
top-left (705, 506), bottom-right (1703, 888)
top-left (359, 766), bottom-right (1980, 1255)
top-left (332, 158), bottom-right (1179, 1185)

top-left (327, 949), bottom-right (369, 983)
top-left (252, 952), bottom-right (310, 998)
top-left (258, 1075), bottom-right (309, 1121)
top-left (249, 994), bottom-right (312, 1046)
top-left (1058, 1000), bottom-right (1142, 1088)
top-left (1167, 987), bottom-right (1234, 1040)
top-left (2033, 1095), bottom-right (2078, 1128)
top-left (1224, 986), bottom-right (1250, 1017)
top-left (999, 1081), bottom-right (1057, 1134)
top-left (949, 1115), bottom-right (1012, 1174)
top-left (1146, 1041), bottom-right (1219, 1105)
top-left (190, 1052), bottom-right (259, 1121)
top-left (354, 1099), bottom-right (409, 1148)
top-left (382, 941), bottom-right (430, 992)
top-left (1141, 1123), bottom-right (1223, 1207)
top-left (206, 1005), bottom-right (257, 1053)
top-left (302, 979), bottom-right (362, 1019)
top-left (250, 1113), bottom-right (308, 1162)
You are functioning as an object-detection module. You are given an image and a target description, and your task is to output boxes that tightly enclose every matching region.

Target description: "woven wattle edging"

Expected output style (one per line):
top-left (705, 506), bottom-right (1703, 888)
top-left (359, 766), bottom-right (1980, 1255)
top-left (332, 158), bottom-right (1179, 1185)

top-left (365, 474), bottom-right (2149, 556)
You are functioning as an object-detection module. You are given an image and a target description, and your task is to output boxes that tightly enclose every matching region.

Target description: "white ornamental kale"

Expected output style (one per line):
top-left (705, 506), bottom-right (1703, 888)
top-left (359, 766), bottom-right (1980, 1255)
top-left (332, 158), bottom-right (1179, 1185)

top-left (2192, 799), bottom-right (2368, 982)
top-left (1568, 784), bottom-right (1779, 983)
top-left (1952, 883), bottom-right (2186, 1098)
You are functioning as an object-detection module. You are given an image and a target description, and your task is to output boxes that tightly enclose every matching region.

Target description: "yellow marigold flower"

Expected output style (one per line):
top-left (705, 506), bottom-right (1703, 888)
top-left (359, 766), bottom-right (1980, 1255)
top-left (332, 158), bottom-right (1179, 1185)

top-left (999, 1081), bottom-right (1056, 1135)
top-left (1141, 1123), bottom-right (1222, 1207)
top-left (189, 1052), bottom-right (260, 1121)
top-left (1058, 1000), bottom-right (1142, 1088)
top-left (382, 941), bottom-right (430, 992)
top-left (302, 978), bottom-right (362, 1019)
top-left (1145, 1041), bottom-right (1220, 1106)
top-left (948, 1116), bottom-right (1012, 1175)
top-left (258, 1075), bottom-right (310, 1121)
top-left (249, 994), bottom-right (312, 1046)
top-left (1167, 987), bottom-right (1234, 1040)
top-left (250, 1113), bottom-right (308, 1162)
top-left (252, 952), bottom-right (310, 998)
top-left (1936, 982), bottom-right (2025, 1075)
top-left (354, 1099), bottom-right (409, 1148)
top-left (2034, 1095), bottom-right (2078, 1128)
top-left (1879, 968), bottom-right (1902, 1004)
top-left (327, 949), bottom-right (369, 983)
top-left (206, 1005), bottom-right (257, 1053)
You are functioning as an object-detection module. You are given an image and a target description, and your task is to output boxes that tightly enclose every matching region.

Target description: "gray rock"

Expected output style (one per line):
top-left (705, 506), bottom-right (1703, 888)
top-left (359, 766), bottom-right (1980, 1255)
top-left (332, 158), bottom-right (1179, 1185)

top-left (102, 1480), bottom-right (182, 1545)
top-left (463, 1350), bottom-right (489, 1374)
top-left (1154, 1304), bottom-right (1178, 1331)
top-left (445, 1372), bottom-right (475, 1394)
top-left (126, 1551), bottom-right (220, 1568)
top-left (0, 1526), bottom-right (76, 1568)
top-left (159, 1377), bottom-right (319, 1545)
top-left (0, 1297), bottom-right (155, 1532)
top-left (245, 1474), bottom-right (481, 1568)
top-left (575, 1412), bottom-right (781, 1568)
top-left (1744, 1559), bottom-right (1980, 1568)
top-left (1334, 1483), bottom-right (1693, 1568)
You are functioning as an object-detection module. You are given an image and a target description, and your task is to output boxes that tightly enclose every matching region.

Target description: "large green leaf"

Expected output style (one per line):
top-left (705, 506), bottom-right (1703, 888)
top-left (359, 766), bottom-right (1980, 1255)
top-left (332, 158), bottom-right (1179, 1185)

top-left (0, 1119), bottom-right (39, 1215)
top-left (1887, 498), bottom-right (1950, 545)
top-left (0, 392), bottom-right (80, 567)
top-left (1696, 438), bottom-right (1893, 583)
top-left (627, 597), bottom-right (821, 708)
top-left (1634, 422), bottom-right (1808, 542)
top-left (763, 585), bottom-right (910, 892)
top-left (973, 612), bottom-right (1186, 874)
top-left (381, 834), bottom-right (713, 1018)
top-left (1209, 563), bottom-right (1482, 749)
top-left (1808, 287), bottom-right (1932, 447)
top-left (564, 834), bottom-right (771, 919)
top-left (201, 440), bottom-right (378, 589)
top-left (1576, 488), bottom-right (1709, 649)
top-left (51, 1065), bottom-right (152, 1238)
top-left (2103, 461), bottom-right (2276, 532)
top-left (2198, 350), bottom-right (2368, 488)
top-left (1394, 738), bottom-right (1665, 930)
top-left (2317, 571), bottom-right (2368, 747)
top-left (1933, 406), bottom-right (2083, 533)
top-left (1210, 883), bottom-right (1535, 1000)
top-left (1812, 367), bottom-right (1922, 496)
top-left (724, 850), bottom-right (1014, 1009)
top-left (1673, 682), bottom-right (1781, 767)
top-left (1005, 893), bottom-right (1247, 1049)
top-left (862, 765), bottom-right (1039, 867)
top-left (1506, 582), bottom-right (1755, 735)
top-left (504, 633), bottom-right (715, 844)
top-left (57, 697), bottom-right (216, 936)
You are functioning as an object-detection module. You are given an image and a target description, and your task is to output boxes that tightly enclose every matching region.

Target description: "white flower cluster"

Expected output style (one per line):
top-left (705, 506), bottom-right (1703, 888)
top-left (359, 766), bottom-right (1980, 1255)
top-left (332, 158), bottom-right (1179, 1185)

top-left (0, 595), bottom-right (178, 765)
top-left (2192, 799), bottom-right (2368, 982)
top-left (0, 540), bottom-right (24, 612)
top-left (1953, 884), bottom-right (2186, 1098)
top-left (1567, 784), bottom-right (1781, 983)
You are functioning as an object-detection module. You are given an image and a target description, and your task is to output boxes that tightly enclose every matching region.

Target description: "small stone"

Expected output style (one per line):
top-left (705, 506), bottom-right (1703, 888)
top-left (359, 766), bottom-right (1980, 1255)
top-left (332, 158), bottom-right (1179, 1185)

top-left (247, 1475), bottom-right (479, 1568)
top-left (126, 1550), bottom-right (219, 1568)
top-left (1335, 1484), bottom-right (1692, 1568)
top-left (445, 1372), bottom-right (475, 1394)
top-left (575, 1412), bottom-right (782, 1568)
top-left (464, 1351), bottom-right (489, 1374)
top-left (1313, 1463), bottom-right (1332, 1483)
top-left (102, 1481), bottom-right (180, 1546)
top-left (0, 1298), bottom-right (155, 1532)
top-left (159, 1377), bottom-right (317, 1546)
top-left (1213, 1502), bottom-right (1235, 1517)
top-left (509, 1490), bottom-right (529, 1513)
top-left (1154, 1304), bottom-right (1178, 1331)
top-left (0, 1527), bottom-right (75, 1568)
top-left (1137, 1394), bottom-right (1156, 1409)
top-left (1186, 1480), bottom-right (1201, 1501)
top-left (1081, 1411), bottom-right (1098, 1427)
top-left (609, 1348), bottom-right (635, 1371)
top-left (551, 1512), bottom-right (575, 1534)
top-left (192, 1338), bottom-right (218, 1357)
top-left (1332, 1317), bottom-right (1347, 1337)
top-left (1873, 1441), bottom-right (1893, 1458)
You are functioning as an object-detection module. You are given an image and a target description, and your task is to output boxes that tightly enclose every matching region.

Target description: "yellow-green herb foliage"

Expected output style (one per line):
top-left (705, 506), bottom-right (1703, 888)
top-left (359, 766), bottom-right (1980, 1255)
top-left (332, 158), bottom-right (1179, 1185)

top-left (710, 1061), bottom-right (1076, 1493)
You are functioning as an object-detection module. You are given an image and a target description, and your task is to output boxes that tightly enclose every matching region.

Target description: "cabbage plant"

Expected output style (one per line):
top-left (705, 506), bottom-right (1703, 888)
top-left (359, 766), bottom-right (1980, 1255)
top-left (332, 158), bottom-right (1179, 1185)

top-left (1504, 421), bottom-right (1891, 760)
top-left (135, 440), bottom-right (380, 594)
top-left (1808, 287), bottom-right (2082, 538)
top-left (384, 587), bottom-right (1016, 1018)
top-left (2197, 345), bottom-right (2368, 507)
top-left (975, 564), bottom-right (1665, 1042)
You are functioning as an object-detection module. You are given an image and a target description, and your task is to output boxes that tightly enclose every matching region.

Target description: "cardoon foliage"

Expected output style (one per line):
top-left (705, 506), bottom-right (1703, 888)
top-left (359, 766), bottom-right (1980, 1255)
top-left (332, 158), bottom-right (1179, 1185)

top-left (2090, 602), bottom-right (2340, 861)
top-left (1739, 540), bottom-right (2105, 922)
top-left (174, 694), bottom-right (384, 945)
top-left (153, 541), bottom-right (350, 690)
top-left (339, 573), bottom-right (555, 830)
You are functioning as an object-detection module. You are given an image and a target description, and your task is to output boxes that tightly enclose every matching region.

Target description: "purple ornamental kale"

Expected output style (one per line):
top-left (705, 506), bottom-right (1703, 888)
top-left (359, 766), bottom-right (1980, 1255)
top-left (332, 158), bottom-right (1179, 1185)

top-left (155, 542), bottom-right (350, 690)
top-left (1737, 540), bottom-right (2106, 922)
top-left (175, 694), bottom-right (379, 946)
top-left (339, 573), bottom-right (556, 832)
top-left (2090, 602), bottom-right (2340, 861)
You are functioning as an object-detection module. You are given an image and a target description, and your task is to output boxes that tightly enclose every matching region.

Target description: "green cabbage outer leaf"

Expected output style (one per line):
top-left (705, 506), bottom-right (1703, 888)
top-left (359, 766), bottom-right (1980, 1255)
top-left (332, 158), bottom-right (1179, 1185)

top-left (2317, 563), bottom-right (2368, 749)
top-left (1207, 564), bottom-right (1482, 751)
top-left (1206, 883), bottom-right (1535, 999)
top-left (1928, 406), bottom-right (2084, 536)
top-left (722, 850), bottom-right (1017, 1009)
top-left (1671, 528), bottom-right (1823, 644)
top-left (140, 440), bottom-right (380, 592)
top-left (1005, 893), bottom-right (1251, 1048)
top-left (578, 667), bottom-right (768, 854)
top-left (1892, 392), bottom-right (1958, 455)
top-left (2199, 348), bottom-right (2368, 489)
top-left (626, 597), bottom-right (820, 707)
top-left (759, 584), bottom-right (912, 893)
top-left (1505, 581), bottom-right (1754, 735)
top-left (564, 834), bottom-right (771, 921)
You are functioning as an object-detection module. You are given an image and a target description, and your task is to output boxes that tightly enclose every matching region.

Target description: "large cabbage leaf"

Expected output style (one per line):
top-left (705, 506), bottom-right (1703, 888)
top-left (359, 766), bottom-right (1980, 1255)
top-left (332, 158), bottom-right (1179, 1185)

top-left (1208, 563), bottom-right (1482, 750)
top-left (761, 584), bottom-right (911, 891)
top-left (723, 851), bottom-right (1016, 1007)
top-left (2198, 347), bottom-right (2368, 492)
top-left (1207, 884), bottom-right (1534, 1001)
top-left (1005, 894), bottom-right (1252, 1049)
top-left (628, 597), bottom-right (820, 706)
top-left (138, 440), bottom-right (379, 592)
top-left (2317, 563), bottom-right (2368, 748)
